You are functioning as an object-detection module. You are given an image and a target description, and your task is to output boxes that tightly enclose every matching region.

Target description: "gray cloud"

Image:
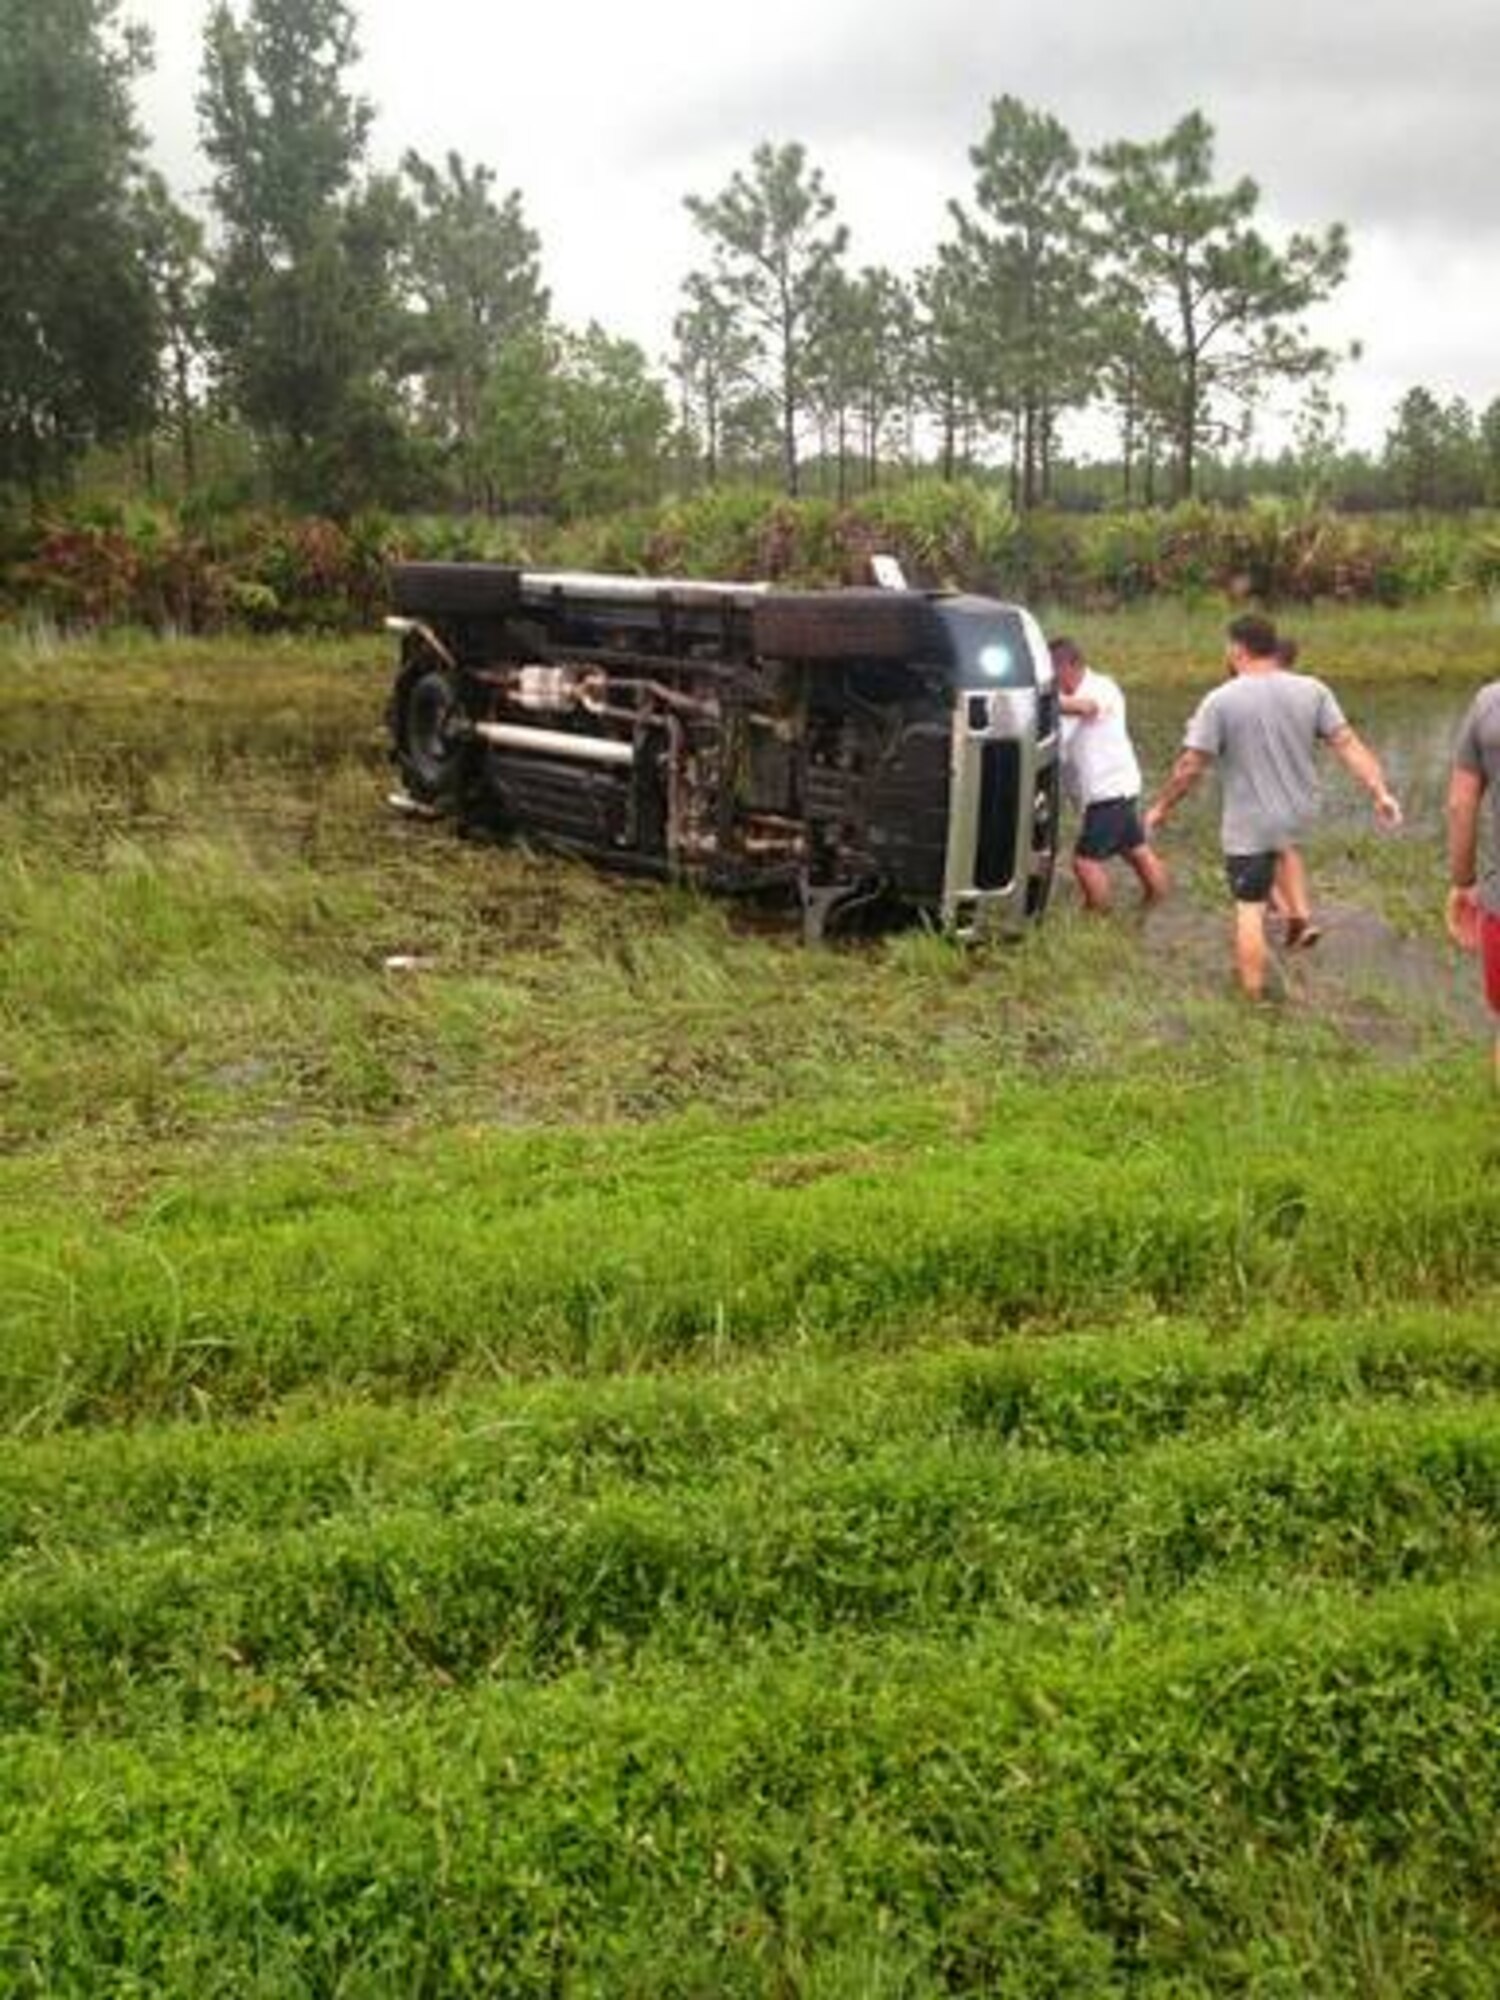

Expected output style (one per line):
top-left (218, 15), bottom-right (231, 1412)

top-left (638, 0), bottom-right (1500, 239)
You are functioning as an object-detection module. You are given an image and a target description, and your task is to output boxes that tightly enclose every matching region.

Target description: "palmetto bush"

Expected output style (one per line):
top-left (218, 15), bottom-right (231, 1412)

top-left (4, 492), bottom-right (1496, 632)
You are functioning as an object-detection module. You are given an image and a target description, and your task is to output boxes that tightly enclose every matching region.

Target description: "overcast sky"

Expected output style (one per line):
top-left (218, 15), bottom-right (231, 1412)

top-left (135, 0), bottom-right (1500, 454)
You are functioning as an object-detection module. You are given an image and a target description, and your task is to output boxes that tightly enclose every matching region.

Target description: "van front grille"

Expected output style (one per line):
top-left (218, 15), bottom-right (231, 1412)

top-left (975, 741), bottom-right (1020, 889)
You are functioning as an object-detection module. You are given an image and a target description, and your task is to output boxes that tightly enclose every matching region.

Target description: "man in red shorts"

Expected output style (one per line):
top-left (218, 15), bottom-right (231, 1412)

top-left (1447, 680), bottom-right (1500, 1086)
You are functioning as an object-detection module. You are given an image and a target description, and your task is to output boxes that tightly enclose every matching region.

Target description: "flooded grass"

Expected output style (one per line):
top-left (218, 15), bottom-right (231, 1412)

top-left (1, 616), bottom-right (1490, 1174)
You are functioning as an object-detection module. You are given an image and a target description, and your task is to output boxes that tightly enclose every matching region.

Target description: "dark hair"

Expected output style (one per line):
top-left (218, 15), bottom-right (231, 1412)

top-left (1048, 636), bottom-right (1082, 668)
top-left (1226, 614), bottom-right (1279, 661)
top-left (1276, 636), bottom-right (1300, 669)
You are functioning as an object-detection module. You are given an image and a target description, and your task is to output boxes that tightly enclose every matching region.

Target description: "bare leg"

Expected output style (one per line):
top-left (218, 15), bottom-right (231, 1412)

top-left (1278, 849), bottom-right (1311, 922)
top-left (1233, 900), bottom-right (1270, 999)
top-left (1124, 843), bottom-right (1169, 905)
top-left (1073, 854), bottom-right (1113, 913)
top-left (1277, 849), bottom-right (1322, 948)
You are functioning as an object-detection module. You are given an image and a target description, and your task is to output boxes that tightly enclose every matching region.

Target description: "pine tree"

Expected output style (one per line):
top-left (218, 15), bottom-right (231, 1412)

top-left (684, 142), bottom-right (848, 496)
top-left (1092, 112), bottom-right (1348, 501)
top-left (948, 97), bottom-right (1097, 510)
top-left (401, 149), bottom-right (547, 509)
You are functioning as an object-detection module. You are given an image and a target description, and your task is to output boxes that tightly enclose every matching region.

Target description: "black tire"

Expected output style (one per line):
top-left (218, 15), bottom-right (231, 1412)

top-left (390, 562), bottom-right (522, 619)
top-left (389, 660), bottom-right (471, 808)
top-left (752, 590), bottom-right (939, 664)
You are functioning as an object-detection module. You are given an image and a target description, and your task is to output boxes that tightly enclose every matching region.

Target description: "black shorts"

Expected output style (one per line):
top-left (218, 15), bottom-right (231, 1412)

top-left (1224, 851), bottom-right (1279, 903)
top-left (1076, 796), bottom-right (1146, 861)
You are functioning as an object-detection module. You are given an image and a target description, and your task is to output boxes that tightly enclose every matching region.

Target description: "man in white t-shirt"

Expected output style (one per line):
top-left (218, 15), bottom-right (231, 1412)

top-left (1051, 637), bottom-right (1168, 912)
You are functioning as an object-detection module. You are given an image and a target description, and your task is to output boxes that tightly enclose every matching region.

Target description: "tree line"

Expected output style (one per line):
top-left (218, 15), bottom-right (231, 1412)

top-left (3, 0), bottom-right (1498, 521)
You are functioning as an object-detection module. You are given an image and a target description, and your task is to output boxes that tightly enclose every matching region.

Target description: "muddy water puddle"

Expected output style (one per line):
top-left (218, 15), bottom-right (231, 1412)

top-left (1111, 680), bottom-right (1493, 1043)
top-left (1125, 889), bottom-right (1490, 1040)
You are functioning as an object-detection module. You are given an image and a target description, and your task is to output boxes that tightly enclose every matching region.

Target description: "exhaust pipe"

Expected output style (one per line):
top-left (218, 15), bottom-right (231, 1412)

top-left (473, 720), bottom-right (635, 768)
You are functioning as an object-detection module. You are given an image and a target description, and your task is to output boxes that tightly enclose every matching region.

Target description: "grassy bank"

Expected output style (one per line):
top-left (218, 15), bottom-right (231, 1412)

top-left (3, 627), bottom-right (1499, 1990)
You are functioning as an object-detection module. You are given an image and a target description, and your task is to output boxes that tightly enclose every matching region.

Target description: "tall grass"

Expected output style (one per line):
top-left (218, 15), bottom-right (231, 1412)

top-left (1, 625), bottom-right (1485, 1185)
top-left (7, 1393), bottom-right (1500, 1732)
top-left (5, 1581), bottom-right (1500, 1993)
top-left (5, 1303), bottom-right (1497, 1556)
top-left (4, 1056), bottom-right (1499, 1427)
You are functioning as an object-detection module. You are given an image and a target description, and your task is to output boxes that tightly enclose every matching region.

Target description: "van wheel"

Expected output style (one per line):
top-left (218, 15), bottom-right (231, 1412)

top-left (390, 661), bottom-right (470, 808)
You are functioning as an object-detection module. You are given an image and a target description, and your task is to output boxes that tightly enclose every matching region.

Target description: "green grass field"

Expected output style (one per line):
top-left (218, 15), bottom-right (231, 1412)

top-left (2, 614), bottom-right (1499, 1994)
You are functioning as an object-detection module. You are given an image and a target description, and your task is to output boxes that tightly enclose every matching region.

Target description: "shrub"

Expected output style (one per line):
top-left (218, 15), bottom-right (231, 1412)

top-left (6, 495), bottom-right (1500, 633)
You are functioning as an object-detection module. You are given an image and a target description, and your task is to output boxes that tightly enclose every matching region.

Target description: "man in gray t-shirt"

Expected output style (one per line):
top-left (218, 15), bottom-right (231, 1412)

top-left (1447, 680), bottom-right (1500, 1083)
top-left (1145, 614), bottom-right (1401, 999)
top-left (1182, 670), bottom-right (1346, 854)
